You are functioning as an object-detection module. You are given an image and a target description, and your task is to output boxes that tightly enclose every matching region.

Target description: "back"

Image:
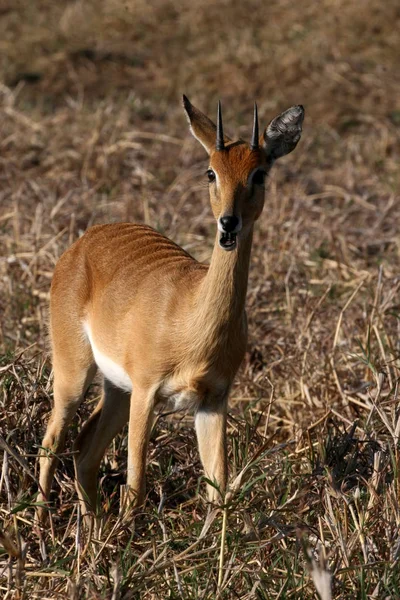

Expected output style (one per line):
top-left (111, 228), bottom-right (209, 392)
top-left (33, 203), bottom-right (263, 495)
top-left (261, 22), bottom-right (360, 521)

top-left (51, 222), bottom-right (205, 314)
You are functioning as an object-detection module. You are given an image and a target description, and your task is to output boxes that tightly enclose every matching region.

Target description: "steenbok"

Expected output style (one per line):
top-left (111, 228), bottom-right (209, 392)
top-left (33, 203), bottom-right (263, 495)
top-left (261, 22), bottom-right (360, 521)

top-left (38, 97), bottom-right (304, 520)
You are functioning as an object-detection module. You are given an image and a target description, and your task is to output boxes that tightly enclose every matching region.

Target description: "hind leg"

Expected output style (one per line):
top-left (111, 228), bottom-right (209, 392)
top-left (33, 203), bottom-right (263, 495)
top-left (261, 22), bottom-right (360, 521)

top-left (74, 379), bottom-right (130, 516)
top-left (37, 338), bottom-right (96, 523)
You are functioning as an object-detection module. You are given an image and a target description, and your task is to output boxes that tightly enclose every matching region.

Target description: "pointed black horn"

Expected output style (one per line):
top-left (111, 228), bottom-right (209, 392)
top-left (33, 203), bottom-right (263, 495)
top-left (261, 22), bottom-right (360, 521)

top-left (216, 100), bottom-right (225, 151)
top-left (250, 102), bottom-right (259, 150)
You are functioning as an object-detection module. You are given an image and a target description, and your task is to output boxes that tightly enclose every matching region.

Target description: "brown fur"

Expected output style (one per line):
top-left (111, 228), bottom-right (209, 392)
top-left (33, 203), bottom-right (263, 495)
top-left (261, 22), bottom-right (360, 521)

top-left (37, 98), bottom-right (304, 522)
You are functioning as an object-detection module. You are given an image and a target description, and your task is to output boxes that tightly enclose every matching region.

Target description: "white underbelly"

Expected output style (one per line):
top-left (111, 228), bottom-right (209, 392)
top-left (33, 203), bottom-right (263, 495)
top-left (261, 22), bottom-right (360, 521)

top-left (83, 322), bottom-right (132, 392)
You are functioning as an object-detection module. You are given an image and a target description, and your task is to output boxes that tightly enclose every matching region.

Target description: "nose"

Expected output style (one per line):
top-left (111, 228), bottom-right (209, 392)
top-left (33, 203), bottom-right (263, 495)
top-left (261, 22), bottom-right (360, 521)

top-left (220, 215), bottom-right (239, 233)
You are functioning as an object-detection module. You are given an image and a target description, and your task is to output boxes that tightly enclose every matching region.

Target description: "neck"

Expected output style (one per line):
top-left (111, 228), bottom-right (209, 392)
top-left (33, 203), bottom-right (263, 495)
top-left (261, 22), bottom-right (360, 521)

top-left (191, 227), bottom-right (253, 343)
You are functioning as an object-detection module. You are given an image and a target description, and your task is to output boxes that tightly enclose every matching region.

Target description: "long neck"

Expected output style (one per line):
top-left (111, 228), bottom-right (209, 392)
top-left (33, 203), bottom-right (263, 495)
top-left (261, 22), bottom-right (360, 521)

top-left (190, 227), bottom-right (253, 344)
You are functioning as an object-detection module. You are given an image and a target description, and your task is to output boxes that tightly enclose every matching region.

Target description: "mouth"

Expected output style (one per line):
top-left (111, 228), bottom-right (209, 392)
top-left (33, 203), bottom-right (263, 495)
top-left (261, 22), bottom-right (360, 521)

top-left (219, 232), bottom-right (237, 251)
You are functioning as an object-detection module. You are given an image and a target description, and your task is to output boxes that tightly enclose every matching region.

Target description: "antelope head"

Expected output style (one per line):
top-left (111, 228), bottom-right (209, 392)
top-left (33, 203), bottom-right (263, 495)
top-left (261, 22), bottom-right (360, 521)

top-left (183, 96), bottom-right (304, 251)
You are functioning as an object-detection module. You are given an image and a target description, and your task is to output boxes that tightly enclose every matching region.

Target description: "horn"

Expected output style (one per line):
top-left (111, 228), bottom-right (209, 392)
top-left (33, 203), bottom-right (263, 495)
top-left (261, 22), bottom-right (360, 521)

top-left (250, 102), bottom-right (259, 150)
top-left (216, 100), bottom-right (225, 151)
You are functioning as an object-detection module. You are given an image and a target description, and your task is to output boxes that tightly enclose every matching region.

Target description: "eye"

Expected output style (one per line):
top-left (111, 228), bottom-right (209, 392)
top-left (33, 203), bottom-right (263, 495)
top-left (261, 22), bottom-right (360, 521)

top-left (206, 169), bottom-right (216, 183)
top-left (252, 169), bottom-right (266, 186)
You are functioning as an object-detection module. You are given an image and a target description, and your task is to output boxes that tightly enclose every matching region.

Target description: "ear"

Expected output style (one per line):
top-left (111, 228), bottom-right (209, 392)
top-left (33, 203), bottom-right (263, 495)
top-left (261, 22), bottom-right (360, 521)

top-left (182, 95), bottom-right (230, 154)
top-left (262, 105), bottom-right (304, 161)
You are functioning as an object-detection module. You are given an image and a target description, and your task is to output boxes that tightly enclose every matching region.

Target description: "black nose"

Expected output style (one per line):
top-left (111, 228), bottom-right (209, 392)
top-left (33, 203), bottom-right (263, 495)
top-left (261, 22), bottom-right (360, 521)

top-left (220, 216), bottom-right (239, 232)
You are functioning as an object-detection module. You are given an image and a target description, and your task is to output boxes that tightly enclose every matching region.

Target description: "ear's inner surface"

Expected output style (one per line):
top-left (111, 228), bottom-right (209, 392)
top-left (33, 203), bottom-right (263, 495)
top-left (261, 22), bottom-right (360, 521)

top-left (263, 105), bottom-right (304, 160)
top-left (182, 95), bottom-right (304, 164)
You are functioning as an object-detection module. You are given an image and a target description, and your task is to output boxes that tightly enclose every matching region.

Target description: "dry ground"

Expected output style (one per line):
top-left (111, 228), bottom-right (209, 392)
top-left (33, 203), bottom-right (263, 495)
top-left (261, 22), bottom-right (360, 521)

top-left (1, 0), bottom-right (400, 598)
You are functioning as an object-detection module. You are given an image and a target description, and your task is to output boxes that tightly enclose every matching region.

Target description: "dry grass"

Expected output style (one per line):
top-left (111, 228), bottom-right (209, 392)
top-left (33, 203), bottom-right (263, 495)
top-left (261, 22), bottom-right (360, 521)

top-left (1, 0), bottom-right (400, 597)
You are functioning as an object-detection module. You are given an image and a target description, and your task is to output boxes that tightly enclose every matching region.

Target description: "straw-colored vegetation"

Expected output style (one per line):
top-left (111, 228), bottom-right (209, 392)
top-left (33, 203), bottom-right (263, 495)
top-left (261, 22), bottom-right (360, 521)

top-left (1, 0), bottom-right (400, 597)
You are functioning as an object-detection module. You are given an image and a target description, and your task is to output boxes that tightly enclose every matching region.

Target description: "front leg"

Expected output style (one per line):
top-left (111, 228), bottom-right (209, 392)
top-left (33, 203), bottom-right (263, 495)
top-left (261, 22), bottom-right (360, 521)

top-left (195, 398), bottom-right (228, 502)
top-left (126, 387), bottom-right (154, 508)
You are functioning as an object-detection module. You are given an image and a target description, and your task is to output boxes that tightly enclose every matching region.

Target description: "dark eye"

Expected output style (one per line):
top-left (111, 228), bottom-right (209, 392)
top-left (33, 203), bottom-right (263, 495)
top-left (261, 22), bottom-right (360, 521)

top-left (252, 169), bottom-right (266, 186)
top-left (206, 169), bottom-right (216, 183)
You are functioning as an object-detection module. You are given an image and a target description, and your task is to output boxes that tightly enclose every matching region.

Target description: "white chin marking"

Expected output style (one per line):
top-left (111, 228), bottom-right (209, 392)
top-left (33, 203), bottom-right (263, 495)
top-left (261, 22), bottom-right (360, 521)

top-left (83, 322), bottom-right (132, 392)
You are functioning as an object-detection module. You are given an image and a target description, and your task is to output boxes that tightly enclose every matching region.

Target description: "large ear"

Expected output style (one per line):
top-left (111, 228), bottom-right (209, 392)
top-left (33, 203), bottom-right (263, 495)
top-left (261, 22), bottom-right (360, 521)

top-left (182, 95), bottom-right (230, 154)
top-left (262, 105), bottom-right (304, 161)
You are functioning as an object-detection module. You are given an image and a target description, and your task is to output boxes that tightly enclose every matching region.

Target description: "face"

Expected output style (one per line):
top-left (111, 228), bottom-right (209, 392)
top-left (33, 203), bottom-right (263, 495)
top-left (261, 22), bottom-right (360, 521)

top-left (182, 96), bottom-right (304, 252)
top-left (207, 143), bottom-right (269, 251)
